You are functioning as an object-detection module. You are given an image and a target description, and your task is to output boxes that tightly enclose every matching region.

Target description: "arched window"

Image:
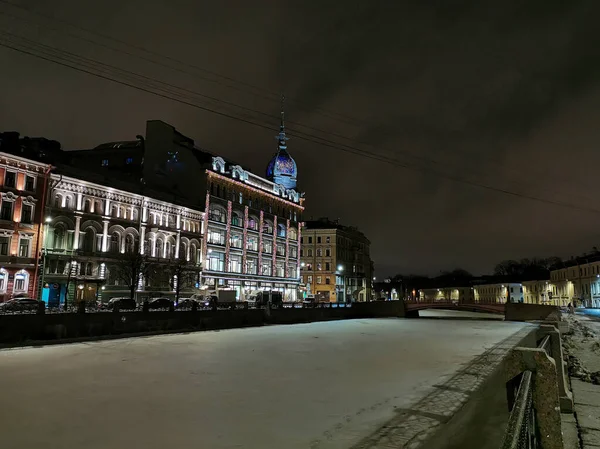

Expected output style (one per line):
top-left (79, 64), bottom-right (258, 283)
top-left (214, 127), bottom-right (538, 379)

top-left (155, 238), bottom-right (163, 258)
top-left (125, 234), bottom-right (136, 253)
top-left (13, 270), bottom-right (29, 294)
top-left (53, 194), bottom-right (61, 208)
top-left (248, 217), bottom-right (258, 231)
top-left (277, 223), bottom-right (286, 238)
top-left (111, 205), bottom-right (119, 218)
top-left (190, 243), bottom-right (198, 264)
top-left (232, 212), bottom-right (243, 227)
top-left (165, 240), bottom-right (172, 260)
top-left (64, 196), bottom-right (73, 209)
top-left (209, 206), bottom-right (226, 223)
top-left (95, 200), bottom-right (103, 215)
top-left (0, 268), bottom-right (8, 293)
top-left (179, 242), bottom-right (187, 260)
top-left (53, 225), bottom-right (65, 250)
top-left (110, 232), bottom-right (120, 253)
top-left (83, 229), bottom-right (96, 253)
top-left (83, 199), bottom-right (92, 213)
top-left (263, 220), bottom-right (273, 234)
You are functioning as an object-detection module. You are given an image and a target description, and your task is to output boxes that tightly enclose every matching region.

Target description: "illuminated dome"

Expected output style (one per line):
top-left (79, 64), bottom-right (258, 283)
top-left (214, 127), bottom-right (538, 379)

top-left (266, 111), bottom-right (297, 190)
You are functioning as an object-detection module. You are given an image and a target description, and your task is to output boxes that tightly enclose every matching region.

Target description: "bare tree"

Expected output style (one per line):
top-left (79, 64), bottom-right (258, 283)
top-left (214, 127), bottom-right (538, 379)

top-left (110, 250), bottom-right (156, 302)
top-left (166, 258), bottom-right (200, 302)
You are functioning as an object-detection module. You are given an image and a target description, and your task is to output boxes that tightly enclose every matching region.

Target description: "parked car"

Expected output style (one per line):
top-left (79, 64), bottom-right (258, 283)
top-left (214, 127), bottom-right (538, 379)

top-left (175, 298), bottom-right (197, 309)
top-left (106, 297), bottom-right (137, 310)
top-left (147, 297), bottom-right (173, 310)
top-left (0, 298), bottom-right (43, 313)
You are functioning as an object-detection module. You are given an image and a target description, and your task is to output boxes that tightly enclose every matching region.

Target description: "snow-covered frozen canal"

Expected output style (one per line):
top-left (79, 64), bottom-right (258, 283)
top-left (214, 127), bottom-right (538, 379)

top-left (0, 318), bottom-right (528, 449)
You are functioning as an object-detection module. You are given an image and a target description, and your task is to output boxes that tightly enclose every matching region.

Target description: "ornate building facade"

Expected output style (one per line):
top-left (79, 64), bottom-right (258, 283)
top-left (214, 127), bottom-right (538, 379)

top-left (41, 174), bottom-right (203, 304)
top-left (203, 156), bottom-right (303, 301)
top-left (0, 152), bottom-right (51, 301)
top-left (0, 113), bottom-right (304, 304)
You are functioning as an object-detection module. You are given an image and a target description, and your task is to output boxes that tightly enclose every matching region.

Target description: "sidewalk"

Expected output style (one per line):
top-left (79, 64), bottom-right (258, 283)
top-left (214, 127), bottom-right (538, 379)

top-left (563, 314), bottom-right (600, 448)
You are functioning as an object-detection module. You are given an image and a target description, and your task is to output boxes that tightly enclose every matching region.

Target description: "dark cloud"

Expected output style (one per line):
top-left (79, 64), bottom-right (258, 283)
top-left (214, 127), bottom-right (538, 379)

top-left (1, 0), bottom-right (600, 276)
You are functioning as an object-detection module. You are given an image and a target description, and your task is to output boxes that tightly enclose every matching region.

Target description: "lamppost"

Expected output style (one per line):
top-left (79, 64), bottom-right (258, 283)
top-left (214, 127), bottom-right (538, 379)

top-left (337, 264), bottom-right (345, 303)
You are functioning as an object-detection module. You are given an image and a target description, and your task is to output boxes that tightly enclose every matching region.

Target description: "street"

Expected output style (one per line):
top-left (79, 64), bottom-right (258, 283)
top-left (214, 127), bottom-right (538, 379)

top-left (0, 317), bottom-right (529, 449)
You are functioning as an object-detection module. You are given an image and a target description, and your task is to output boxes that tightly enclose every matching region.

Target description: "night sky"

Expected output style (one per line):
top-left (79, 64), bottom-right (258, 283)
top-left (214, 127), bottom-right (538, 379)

top-left (2, 0), bottom-right (600, 277)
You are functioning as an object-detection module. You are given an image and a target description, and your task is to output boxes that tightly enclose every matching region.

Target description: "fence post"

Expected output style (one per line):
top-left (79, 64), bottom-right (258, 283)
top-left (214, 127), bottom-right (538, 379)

top-left (505, 347), bottom-right (564, 449)
top-left (538, 325), bottom-right (573, 412)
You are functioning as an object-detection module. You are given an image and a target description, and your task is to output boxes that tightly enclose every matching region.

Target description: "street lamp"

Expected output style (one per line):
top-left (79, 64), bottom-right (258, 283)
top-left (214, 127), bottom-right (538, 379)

top-left (45, 217), bottom-right (52, 223)
top-left (337, 265), bottom-right (343, 271)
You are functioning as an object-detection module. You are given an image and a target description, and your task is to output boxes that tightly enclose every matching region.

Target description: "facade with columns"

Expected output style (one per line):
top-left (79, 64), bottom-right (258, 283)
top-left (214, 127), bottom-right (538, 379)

top-left (0, 115), bottom-right (305, 304)
top-left (42, 174), bottom-right (203, 304)
top-left (0, 152), bottom-right (50, 302)
top-left (203, 157), bottom-right (303, 301)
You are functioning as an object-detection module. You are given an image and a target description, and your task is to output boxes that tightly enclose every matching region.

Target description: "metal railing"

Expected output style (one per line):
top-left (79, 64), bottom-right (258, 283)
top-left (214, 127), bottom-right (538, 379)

top-left (500, 371), bottom-right (537, 449)
top-left (0, 300), bottom-right (353, 315)
top-left (500, 333), bottom-right (553, 449)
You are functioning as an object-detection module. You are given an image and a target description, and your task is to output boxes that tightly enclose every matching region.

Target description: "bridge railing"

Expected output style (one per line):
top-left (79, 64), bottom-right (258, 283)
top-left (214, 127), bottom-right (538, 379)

top-left (499, 328), bottom-right (571, 449)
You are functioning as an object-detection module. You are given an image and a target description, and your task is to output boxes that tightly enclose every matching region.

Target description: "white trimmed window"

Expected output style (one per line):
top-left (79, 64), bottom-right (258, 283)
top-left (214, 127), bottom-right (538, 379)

top-left (13, 270), bottom-right (29, 294)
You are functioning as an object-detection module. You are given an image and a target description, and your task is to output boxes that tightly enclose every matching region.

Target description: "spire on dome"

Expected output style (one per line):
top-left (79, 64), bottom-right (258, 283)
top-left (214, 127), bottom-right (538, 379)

top-left (276, 95), bottom-right (289, 148)
top-left (266, 95), bottom-right (297, 189)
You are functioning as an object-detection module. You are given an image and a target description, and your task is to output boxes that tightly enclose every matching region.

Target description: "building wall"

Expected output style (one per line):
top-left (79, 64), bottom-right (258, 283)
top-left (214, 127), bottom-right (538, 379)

top-left (522, 280), bottom-right (552, 305)
top-left (419, 287), bottom-right (472, 303)
top-left (550, 262), bottom-right (600, 307)
top-left (0, 153), bottom-right (50, 301)
top-left (202, 166), bottom-right (302, 302)
top-left (300, 222), bottom-right (373, 302)
top-left (473, 283), bottom-right (522, 304)
top-left (42, 175), bottom-right (203, 304)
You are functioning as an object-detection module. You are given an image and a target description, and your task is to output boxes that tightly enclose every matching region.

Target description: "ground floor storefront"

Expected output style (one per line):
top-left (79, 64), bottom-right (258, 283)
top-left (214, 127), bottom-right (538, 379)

top-left (201, 272), bottom-right (299, 302)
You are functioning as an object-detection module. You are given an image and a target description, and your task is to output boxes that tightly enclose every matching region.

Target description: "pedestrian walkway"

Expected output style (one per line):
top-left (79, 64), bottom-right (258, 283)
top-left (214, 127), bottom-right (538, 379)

top-left (572, 379), bottom-right (600, 447)
top-left (562, 314), bottom-right (600, 448)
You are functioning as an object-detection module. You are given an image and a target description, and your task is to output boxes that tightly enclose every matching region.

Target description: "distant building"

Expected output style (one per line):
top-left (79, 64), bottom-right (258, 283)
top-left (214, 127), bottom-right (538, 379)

top-left (473, 283), bottom-right (522, 303)
top-left (549, 257), bottom-right (600, 307)
top-left (300, 218), bottom-right (373, 302)
top-left (419, 287), bottom-right (472, 303)
top-left (522, 280), bottom-right (552, 305)
top-left (0, 152), bottom-right (51, 301)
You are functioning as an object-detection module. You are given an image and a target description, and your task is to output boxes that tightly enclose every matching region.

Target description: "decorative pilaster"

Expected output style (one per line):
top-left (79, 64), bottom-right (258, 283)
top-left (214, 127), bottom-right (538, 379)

top-left (140, 225), bottom-right (146, 255)
top-left (258, 210), bottom-right (264, 274)
top-left (175, 231), bottom-right (181, 259)
top-left (272, 215), bottom-right (278, 275)
top-left (242, 206), bottom-right (249, 273)
top-left (101, 220), bottom-right (109, 252)
top-left (297, 222), bottom-right (302, 279)
top-left (73, 215), bottom-right (81, 250)
top-left (201, 192), bottom-right (210, 268)
top-left (76, 193), bottom-right (82, 211)
top-left (285, 219), bottom-right (290, 278)
top-left (225, 200), bottom-right (232, 272)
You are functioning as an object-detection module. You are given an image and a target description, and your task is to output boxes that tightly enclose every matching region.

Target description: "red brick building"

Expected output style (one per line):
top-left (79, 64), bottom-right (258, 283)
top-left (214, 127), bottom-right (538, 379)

top-left (0, 152), bottom-right (51, 301)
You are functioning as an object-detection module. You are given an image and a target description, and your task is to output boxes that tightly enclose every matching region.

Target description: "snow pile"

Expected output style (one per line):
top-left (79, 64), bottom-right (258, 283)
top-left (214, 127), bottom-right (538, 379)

top-left (563, 315), bottom-right (600, 384)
